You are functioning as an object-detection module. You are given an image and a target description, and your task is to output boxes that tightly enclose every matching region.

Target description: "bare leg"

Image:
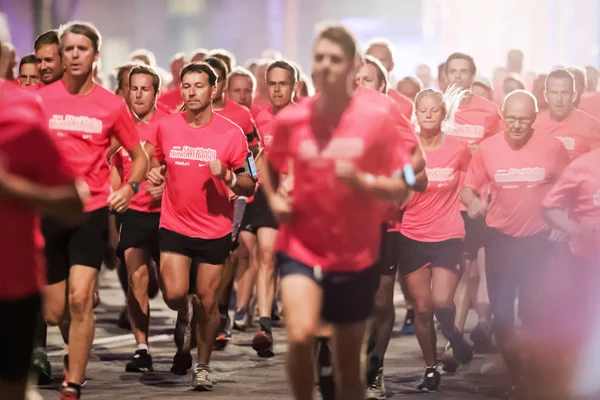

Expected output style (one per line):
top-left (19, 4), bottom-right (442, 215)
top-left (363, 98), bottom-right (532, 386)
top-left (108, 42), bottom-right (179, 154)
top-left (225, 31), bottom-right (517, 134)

top-left (331, 321), bottom-right (369, 400)
top-left (195, 262), bottom-right (224, 364)
top-left (125, 248), bottom-right (151, 347)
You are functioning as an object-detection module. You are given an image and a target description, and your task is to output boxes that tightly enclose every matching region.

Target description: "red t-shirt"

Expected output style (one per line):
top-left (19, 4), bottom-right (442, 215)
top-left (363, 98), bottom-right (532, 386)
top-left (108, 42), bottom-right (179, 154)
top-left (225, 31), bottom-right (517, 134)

top-left (388, 89), bottom-right (413, 120)
top-left (401, 137), bottom-right (471, 242)
top-left (543, 148), bottom-right (600, 258)
top-left (157, 87), bottom-right (183, 113)
top-left (268, 89), bottom-right (410, 272)
top-left (579, 92), bottom-right (600, 121)
top-left (148, 112), bottom-right (249, 239)
top-left (215, 100), bottom-right (259, 147)
top-left (533, 109), bottom-right (600, 160)
top-left (38, 80), bottom-right (140, 212)
top-left (251, 100), bottom-right (270, 120)
top-left (464, 131), bottom-right (570, 237)
top-left (112, 109), bottom-right (167, 213)
top-left (446, 94), bottom-right (502, 146)
top-left (0, 82), bottom-right (75, 300)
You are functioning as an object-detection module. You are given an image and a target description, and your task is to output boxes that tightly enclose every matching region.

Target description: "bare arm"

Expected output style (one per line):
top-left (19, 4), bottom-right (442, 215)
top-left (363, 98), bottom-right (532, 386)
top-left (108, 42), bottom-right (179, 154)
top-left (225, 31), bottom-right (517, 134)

top-left (410, 145), bottom-right (428, 193)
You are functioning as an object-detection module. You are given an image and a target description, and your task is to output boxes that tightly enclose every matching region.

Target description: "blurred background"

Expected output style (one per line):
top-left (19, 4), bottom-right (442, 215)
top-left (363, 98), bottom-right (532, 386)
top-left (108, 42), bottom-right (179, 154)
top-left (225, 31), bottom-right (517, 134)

top-left (2, 0), bottom-right (599, 86)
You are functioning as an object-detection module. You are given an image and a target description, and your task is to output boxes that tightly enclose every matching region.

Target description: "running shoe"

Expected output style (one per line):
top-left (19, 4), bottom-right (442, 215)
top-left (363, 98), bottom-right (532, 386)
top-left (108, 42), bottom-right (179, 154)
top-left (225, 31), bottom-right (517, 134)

top-left (418, 366), bottom-right (440, 392)
top-left (233, 308), bottom-right (247, 332)
top-left (252, 330), bottom-right (274, 358)
top-left (446, 331), bottom-right (474, 364)
top-left (125, 349), bottom-right (154, 373)
top-left (174, 296), bottom-right (194, 353)
top-left (59, 386), bottom-right (80, 400)
top-left (192, 364), bottom-right (215, 391)
top-left (400, 309), bottom-right (416, 336)
top-left (366, 367), bottom-right (386, 400)
top-left (470, 322), bottom-right (494, 354)
top-left (441, 344), bottom-right (459, 373)
top-left (31, 347), bottom-right (54, 386)
top-left (170, 351), bottom-right (192, 376)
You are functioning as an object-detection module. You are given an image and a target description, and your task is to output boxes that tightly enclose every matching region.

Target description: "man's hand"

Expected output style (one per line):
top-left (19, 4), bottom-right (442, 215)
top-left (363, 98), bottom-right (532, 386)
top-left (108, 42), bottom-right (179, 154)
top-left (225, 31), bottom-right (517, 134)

top-left (148, 165), bottom-right (166, 186)
top-left (467, 197), bottom-right (489, 219)
top-left (279, 175), bottom-right (294, 197)
top-left (269, 193), bottom-right (292, 224)
top-left (208, 159), bottom-right (230, 182)
top-left (146, 181), bottom-right (165, 200)
top-left (335, 160), bottom-right (359, 187)
top-left (107, 184), bottom-right (134, 213)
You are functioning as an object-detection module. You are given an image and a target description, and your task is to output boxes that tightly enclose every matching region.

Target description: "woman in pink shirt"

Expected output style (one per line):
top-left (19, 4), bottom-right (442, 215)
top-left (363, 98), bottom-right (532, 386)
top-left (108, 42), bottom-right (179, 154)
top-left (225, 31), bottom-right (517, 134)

top-left (399, 87), bottom-right (474, 392)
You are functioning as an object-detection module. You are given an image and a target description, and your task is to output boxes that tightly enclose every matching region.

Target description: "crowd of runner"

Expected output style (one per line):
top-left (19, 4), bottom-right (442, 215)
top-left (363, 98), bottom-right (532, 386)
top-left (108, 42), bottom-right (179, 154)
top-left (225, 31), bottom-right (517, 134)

top-left (0, 15), bottom-right (598, 400)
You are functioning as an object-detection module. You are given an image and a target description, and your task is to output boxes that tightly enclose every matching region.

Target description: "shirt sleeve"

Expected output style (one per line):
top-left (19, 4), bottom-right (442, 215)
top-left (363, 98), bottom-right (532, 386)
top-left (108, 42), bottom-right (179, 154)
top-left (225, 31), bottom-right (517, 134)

top-left (543, 163), bottom-right (580, 210)
top-left (464, 144), bottom-right (489, 193)
top-left (228, 127), bottom-right (250, 171)
top-left (111, 102), bottom-right (141, 150)
top-left (267, 117), bottom-right (291, 173)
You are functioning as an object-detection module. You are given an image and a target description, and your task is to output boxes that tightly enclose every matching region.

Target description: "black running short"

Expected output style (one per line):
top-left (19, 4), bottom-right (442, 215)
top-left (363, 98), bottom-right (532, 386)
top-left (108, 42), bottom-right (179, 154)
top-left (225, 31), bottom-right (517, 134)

top-left (159, 228), bottom-right (232, 265)
top-left (461, 211), bottom-right (487, 261)
top-left (0, 294), bottom-right (40, 382)
top-left (277, 252), bottom-right (379, 324)
top-left (117, 210), bottom-right (160, 263)
top-left (240, 188), bottom-right (278, 234)
top-left (398, 234), bottom-right (463, 276)
top-left (378, 227), bottom-right (401, 277)
top-left (42, 207), bottom-right (109, 285)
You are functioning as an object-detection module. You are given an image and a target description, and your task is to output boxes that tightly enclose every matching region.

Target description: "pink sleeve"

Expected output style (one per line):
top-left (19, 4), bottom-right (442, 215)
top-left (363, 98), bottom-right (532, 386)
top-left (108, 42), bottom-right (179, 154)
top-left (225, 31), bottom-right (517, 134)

top-left (543, 164), bottom-right (579, 210)
top-left (464, 146), bottom-right (489, 193)
top-left (267, 118), bottom-right (290, 173)
top-left (150, 125), bottom-right (165, 164)
top-left (228, 128), bottom-right (250, 171)
top-left (111, 102), bottom-right (140, 150)
top-left (458, 145), bottom-right (472, 185)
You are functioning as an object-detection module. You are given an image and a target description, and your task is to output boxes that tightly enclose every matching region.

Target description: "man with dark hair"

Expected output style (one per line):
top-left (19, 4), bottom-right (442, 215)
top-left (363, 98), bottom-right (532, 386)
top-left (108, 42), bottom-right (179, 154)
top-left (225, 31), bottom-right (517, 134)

top-left (18, 54), bottom-right (39, 88)
top-left (38, 21), bottom-right (147, 399)
top-left (34, 30), bottom-right (63, 85)
top-left (114, 63), bottom-right (139, 108)
top-left (147, 61), bottom-right (256, 391)
top-left (533, 68), bottom-right (600, 160)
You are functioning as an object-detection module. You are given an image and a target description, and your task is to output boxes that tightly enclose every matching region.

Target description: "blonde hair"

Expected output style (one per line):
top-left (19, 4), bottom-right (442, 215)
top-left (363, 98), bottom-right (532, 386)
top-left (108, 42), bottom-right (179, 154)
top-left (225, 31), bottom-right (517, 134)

top-left (412, 84), bottom-right (468, 133)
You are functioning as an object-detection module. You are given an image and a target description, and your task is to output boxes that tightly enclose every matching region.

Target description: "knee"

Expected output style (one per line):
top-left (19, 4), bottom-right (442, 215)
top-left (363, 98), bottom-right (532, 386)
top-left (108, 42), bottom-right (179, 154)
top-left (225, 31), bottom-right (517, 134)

top-left (413, 297), bottom-right (433, 314)
top-left (258, 247), bottom-right (276, 269)
top-left (287, 322), bottom-right (317, 348)
top-left (44, 307), bottom-right (62, 327)
top-left (197, 290), bottom-right (218, 314)
top-left (162, 283), bottom-right (187, 310)
top-left (130, 266), bottom-right (149, 289)
top-left (415, 310), bottom-right (434, 323)
top-left (68, 289), bottom-right (93, 317)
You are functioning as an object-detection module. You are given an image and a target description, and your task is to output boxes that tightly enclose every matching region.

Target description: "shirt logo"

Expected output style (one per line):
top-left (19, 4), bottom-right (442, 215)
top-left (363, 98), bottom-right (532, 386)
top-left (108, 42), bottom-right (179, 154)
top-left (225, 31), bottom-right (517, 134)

top-left (447, 123), bottom-right (484, 140)
top-left (555, 136), bottom-right (576, 151)
top-left (49, 114), bottom-right (103, 134)
top-left (426, 167), bottom-right (456, 183)
top-left (594, 190), bottom-right (600, 206)
top-left (169, 145), bottom-right (217, 164)
top-left (494, 167), bottom-right (546, 185)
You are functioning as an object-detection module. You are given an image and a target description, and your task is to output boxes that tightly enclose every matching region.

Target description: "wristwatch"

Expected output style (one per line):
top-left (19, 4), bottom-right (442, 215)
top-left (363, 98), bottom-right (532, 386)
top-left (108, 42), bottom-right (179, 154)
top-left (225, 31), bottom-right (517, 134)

top-left (128, 181), bottom-right (140, 194)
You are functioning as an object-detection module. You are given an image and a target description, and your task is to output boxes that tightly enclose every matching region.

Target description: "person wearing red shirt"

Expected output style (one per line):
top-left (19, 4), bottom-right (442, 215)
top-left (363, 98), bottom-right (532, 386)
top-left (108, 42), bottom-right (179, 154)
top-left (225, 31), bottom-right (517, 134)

top-left (461, 90), bottom-right (570, 397)
top-left (18, 54), bottom-right (40, 88)
top-left (261, 25), bottom-right (410, 400)
top-left (37, 22), bottom-right (147, 400)
top-left (399, 88), bottom-right (473, 392)
top-left (238, 60), bottom-right (298, 357)
top-left (112, 65), bottom-right (166, 373)
top-left (533, 69), bottom-right (600, 160)
top-left (34, 30), bottom-right (63, 86)
top-left (442, 52), bottom-right (502, 369)
top-left (365, 38), bottom-right (413, 120)
top-left (355, 55), bottom-right (427, 399)
top-left (146, 62), bottom-right (256, 390)
top-left (0, 80), bottom-right (85, 400)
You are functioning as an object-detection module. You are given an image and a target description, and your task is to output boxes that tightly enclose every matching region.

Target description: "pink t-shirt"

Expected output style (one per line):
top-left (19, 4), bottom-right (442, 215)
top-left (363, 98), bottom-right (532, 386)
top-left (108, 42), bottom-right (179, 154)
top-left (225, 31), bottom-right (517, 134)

top-left (148, 112), bottom-right (249, 239)
top-left (38, 80), bottom-right (140, 212)
top-left (112, 108), bottom-right (168, 213)
top-left (0, 82), bottom-right (75, 300)
top-left (579, 92), bottom-right (600, 121)
top-left (401, 137), bottom-right (471, 241)
top-left (543, 148), bottom-right (600, 258)
top-left (447, 94), bottom-right (502, 146)
top-left (215, 100), bottom-right (259, 147)
top-left (464, 131), bottom-right (570, 237)
top-left (157, 87), bottom-right (183, 113)
top-left (388, 89), bottom-right (413, 120)
top-left (268, 88), bottom-right (411, 273)
top-left (533, 109), bottom-right (600, 160)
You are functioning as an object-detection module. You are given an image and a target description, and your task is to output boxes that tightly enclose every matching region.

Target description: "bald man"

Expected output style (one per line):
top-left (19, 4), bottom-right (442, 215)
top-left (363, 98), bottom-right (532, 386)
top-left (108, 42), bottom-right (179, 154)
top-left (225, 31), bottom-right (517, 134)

top-left (461, 91), bottom-right (570, 397)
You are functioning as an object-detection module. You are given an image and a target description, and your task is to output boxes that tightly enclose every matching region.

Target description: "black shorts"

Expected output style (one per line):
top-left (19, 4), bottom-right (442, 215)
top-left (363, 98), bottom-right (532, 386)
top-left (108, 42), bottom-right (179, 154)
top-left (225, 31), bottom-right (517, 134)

top-left (277, 252), bottom-right (379, 324)
top-left (159, 228), bottom-right (232, 265)
top-left (117, 210), bottom-right (160, 263)
top-left (240, 188), bottom-right (278, 234)
top-left (0, 294), bottom-right (40, 382)
top-left (398, 234), bottom-right (463, 276)
top-left (461, 211), bottom-right (487, 260)
top-left (378, 227), bottom-right (400, 277)
top-left (42, 207), bottom-right (109, 285)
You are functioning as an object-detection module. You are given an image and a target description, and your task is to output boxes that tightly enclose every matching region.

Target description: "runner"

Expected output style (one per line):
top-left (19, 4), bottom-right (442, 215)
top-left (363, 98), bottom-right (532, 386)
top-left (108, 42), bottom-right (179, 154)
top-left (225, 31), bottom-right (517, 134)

top-left (355, 55), bottom-right (427, 399)
top-left (0, 79), bottom-right (85, 400)
top-left (146, 61), bottom-right (256, 390)
top-left (261, 24), bottom-right (411, 400)
top-left (399, 87), bottom-right (473, 392)
top-left (472, 75), bottom-right (494, 101)
top-left (461, 90), bottom-right (570, 397)
top-left (38, 21), bottom-right (147, 399)
top-left (18, 54), bottom-right (40, 88)
top-left (396, 76), bottom-right (422, 101)
top-left (111, 65), bottom-right (167, 373)
top-left (34, 30), bottom-right (63, 85)
top-left (533, 68), bottom-right (600, 160)
top-left (243, 60), bottom-right (298, 358)
top-left (442, 52), bottom-right (502, 370)
top-left (226, 66), bottom-right (256, 110)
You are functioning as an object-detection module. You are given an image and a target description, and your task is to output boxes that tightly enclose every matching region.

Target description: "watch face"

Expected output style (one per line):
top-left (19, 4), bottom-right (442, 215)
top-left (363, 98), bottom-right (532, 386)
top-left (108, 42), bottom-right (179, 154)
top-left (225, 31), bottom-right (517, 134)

top-left (130, 182), bottom-right (140, 193)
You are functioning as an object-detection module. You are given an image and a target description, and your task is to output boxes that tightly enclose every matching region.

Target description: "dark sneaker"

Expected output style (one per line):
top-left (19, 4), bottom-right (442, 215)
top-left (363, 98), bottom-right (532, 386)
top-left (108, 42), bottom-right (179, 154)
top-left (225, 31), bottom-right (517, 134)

top-left (233, 309), bottom-right (247, 332)
top-left (441, 345), bottom-right (459, 373)
top-left (170, 351), bottom-right (192, 376)
top-left (446, 331), bottom-right (474, 365)
top-left (32, 347), bottom-right (54, 386)
top-left (252, 330), bottom-right (274, 358)
top-left (316, 338), bottom-right (335, 400)
top-left (470, 323), bottom-right (494, 354)
top-left (366, 367), bottom-right (386, 399)
top-left (400, 309), bottom-right (415, 336)
top-left (191, 365), bottom-right (215, 391)
top-left (125, 349), bottom-right (154, 372)
top-left (214, 312), bottom-right (232, 350)
top-left (418, 366), bottom-right (441, 392)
